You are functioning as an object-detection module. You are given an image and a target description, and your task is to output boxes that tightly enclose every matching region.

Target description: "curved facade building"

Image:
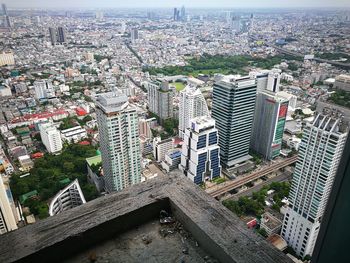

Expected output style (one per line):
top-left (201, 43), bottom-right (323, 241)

top-left (49, 179), bottom-right (86, 216)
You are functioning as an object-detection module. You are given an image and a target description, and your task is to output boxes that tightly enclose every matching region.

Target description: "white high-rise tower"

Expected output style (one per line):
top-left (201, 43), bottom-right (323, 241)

top-left (178, 86), bottom-right (209, 138)
top-left (179, 116), bottom-right (221, 184)
top-left (95, 91), bottom-right (141, 193)
top-left (0, 175), bottom-right (17, 235)
top-left (281, 111), bottom-right (348, 258)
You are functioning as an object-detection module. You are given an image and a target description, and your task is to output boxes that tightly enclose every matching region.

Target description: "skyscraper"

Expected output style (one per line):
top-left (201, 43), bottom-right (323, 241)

top-left (249, 70), bottom-right (269, 92)
top-left (57, 27), bottom-right (66, 43)
top-left (173, 8), bottom-right (180, 21)
top-left (95, 91), bottom-right (141, 193)
top-left (146, 80), bottom-right (174, 122)
top-left (131, 28), bottom-right (139, 43)
top-left (250, 91), bottom-right (289, 160)
top-left (212, 76), bottom-right (257, 167)
top-left (0, 175), bottom-right (17, 235)
top-left (281, 110), bottom-right (348, 258)
top-left (49, 27), bottom-right (66, 46)
top-left (179, 116), bottom-right (221, 184)
top-left (49, 27), bottom-right (57, 46)
top-left (180, 6), bottom-right (186, 21)
top-left (2, 4), bottom-right (7, 15)
top-left (266, 68), bottom-right (281, 93)
top-left (1, 4), bottom-right (10, 28)
top-left (311, 132), bottom-right (350, 263)
top-left (178, 86), bottom-right (209, 138)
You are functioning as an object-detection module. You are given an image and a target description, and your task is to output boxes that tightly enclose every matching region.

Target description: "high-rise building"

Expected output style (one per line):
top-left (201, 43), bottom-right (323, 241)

top-left (49, 179), bottom-right (86, 216)
top-left (131, 28), bottom-right (139, 42)
top-left (39, 123), bottom-right (63, 154)
top-left (311, 133), bottom-right (350, 263)
top-left (173, 8), bottom-right (180, 21)
top-left (49, 27), bottom-right (66, 46)
top-left (267, 69), bottom-right (282, 93)
top-left (49, 27), bottom-right (57, 45)
top-left (139, 118), bottom-right (153, 139)
top-left (232, 15), bottom-right (241, 32)
top-left (146, 80), bottom-right (174, 122)
top-left (57, 27), bottom-right (66, 43)
top-left (95, 11), bottom-right (104, 20)
top-left (34, 80), bottom-right (55, 100)
top-left (95, 91), bottom-right (141, 193)
top-left (212, 76), bottom-right (257, 167)
top-left (178, 86), bottom-right (209, 138)
top-left (179, 116), bottom-right (221, 184)
top-left (2, 4), bottom-right (7, 15)
top-left (0, 175), bottom-right (17, 235)
top-left (180, 6), bottom-right (186, 21)
top-left (249, 70), bottom-right (269, 92)
top-left (281, 111), bottom-right (349, 258)
top-left (249, 68), bottom-right (281, 93)
top-left (251, 91), bottom-right (289, 160)
top-left (1, 4), bottom-right (10, 28)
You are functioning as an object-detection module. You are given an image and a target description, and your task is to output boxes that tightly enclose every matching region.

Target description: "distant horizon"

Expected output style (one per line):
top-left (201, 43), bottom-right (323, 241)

top-left (1, 0), bottom-right (350, 10)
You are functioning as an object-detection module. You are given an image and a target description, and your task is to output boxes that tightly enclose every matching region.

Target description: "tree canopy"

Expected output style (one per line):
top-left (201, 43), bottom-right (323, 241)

top-left (10, 144), bottom-right (99, 219)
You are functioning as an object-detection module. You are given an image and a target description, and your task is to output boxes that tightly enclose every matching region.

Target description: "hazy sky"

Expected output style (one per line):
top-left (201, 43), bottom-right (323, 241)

top-left (2, 0), bottom-right (350, 9)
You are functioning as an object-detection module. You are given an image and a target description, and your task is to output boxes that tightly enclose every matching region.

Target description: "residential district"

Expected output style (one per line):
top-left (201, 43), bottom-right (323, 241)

top-left (0, 3), bottom-right (349, 263)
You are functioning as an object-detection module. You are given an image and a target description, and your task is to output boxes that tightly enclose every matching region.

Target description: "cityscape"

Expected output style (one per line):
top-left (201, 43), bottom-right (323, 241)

top-left (0, 0), bottom-right (349, 262)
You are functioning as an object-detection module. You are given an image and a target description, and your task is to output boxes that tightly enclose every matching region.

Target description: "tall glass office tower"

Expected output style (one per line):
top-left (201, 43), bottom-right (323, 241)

top-left (212, 76), bottom-right (257, 167)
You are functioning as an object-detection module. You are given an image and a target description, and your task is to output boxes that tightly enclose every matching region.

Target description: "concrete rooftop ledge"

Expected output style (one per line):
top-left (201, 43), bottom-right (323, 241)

top-left (0, 175), bottom-right (292, 263)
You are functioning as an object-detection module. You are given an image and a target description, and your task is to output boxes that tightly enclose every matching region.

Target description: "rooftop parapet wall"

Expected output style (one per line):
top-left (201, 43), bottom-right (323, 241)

top-left (0, 175), bottom-right (293, 263)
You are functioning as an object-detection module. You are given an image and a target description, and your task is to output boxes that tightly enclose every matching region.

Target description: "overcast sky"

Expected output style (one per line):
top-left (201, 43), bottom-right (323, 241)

top-left (2, 0), bottom-right (350, 9)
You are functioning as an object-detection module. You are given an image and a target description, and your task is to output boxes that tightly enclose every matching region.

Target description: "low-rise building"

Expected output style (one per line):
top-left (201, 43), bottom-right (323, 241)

top-left (0, 51), bottom-right (15, 66)
top-left (334, 74), bottom-right (350, 91)
top-left (60, 126), bottom-right (87, 143)
top-left (18, 155), bottom-right (34, 171)
top-left (261, 212), bottom-right (283, 236)
top-left (0, 86), bottom-right (12, 97)
top-left (161, 149), bottom-right (181, 173)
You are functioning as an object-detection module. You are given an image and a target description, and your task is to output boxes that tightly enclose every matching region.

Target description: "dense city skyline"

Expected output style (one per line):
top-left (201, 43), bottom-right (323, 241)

top-left (0, 1), bottom-right (349, 262)
top-left (1, 0), bottom-right (350, 9)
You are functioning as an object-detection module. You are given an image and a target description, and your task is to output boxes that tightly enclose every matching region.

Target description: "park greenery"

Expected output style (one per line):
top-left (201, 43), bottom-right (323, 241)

top-left (10, 144), bottom-right (99, 219)
top-left (316, 52), bottom-right (350, 61)
top-left (249, 150), bottom-right (263, 165)
top-left (328, 90), bottom-right (350, 109)
top-left (148, 111), bottom-right (179, 139)
top-left (222, 181), bottom-right (290, 218)
top-left (211, 176), bottom-right (227, 184)
top-left (144, 54), bottom-right (298, 76)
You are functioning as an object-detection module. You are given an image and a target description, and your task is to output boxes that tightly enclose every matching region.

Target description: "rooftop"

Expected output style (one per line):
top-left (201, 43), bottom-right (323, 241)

top-left (86, 155), bottom-right (102, 167)
top-left (0, 176), bottom-right (293, 263)
top-left (95, 91), bottom-right (129, 114)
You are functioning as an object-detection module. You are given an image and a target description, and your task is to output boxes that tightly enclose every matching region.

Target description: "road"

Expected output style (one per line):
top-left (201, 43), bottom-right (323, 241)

top-left (222, 171), bottom-right (292, 201)
top-left (207, 155), bottom-right (298, 198)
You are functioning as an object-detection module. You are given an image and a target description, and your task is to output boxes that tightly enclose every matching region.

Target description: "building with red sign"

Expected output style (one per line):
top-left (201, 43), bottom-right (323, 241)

top-left (251, 91), bottom-right (289, 160)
